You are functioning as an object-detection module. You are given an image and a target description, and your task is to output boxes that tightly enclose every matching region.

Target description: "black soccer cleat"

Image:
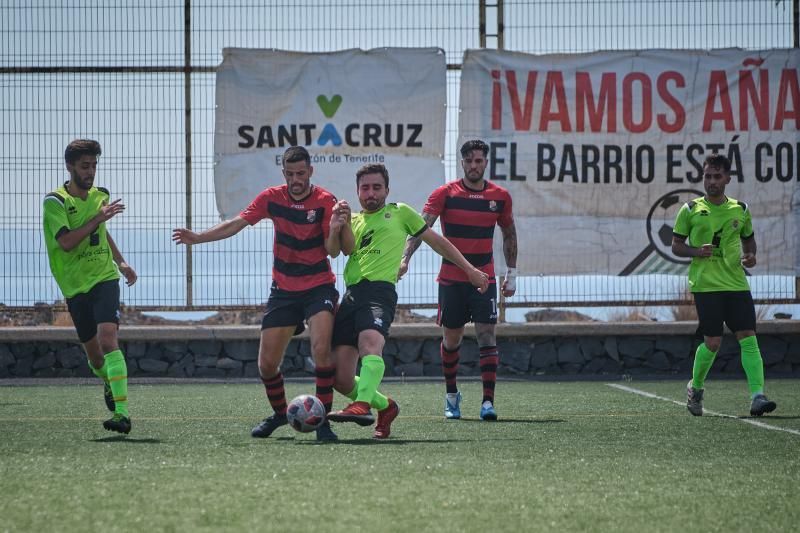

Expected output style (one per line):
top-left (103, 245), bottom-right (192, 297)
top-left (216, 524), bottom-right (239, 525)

top-left (315, 420), bottom-right (338, 442)
top-left (103, 414), bottom-right (132, 434)
top-left (103, 382), bottom-right (115, 412)
top-left (251, 413), bottom-right (288, 438)
top-left (749, 394), bottom-right (777, 417)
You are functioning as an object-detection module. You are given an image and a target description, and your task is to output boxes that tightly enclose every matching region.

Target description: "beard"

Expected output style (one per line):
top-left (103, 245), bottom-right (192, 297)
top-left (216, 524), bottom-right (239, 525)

top-left (70, 172), bottom-right (93, 191)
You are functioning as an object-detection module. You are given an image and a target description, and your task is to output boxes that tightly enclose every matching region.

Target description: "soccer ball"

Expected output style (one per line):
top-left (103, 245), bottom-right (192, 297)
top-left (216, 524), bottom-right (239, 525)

top-left (286, 394), bottom-right (326, 433)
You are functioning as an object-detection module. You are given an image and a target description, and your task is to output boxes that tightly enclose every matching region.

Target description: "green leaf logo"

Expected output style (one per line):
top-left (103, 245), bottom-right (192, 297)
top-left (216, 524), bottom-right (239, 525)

top-left (316, 94), bottom-right (343, 118)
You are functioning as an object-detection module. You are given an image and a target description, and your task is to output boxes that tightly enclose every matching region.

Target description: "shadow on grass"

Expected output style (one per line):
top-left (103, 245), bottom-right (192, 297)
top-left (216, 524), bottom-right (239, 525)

top-left (297, 437), bottom-right (528, 446)
top-left (739, 415), bottom-right (800, 420)
top-left (453, 418), bottom-right (565, 425)
top-left (90, 436), bottom-right (162, 443)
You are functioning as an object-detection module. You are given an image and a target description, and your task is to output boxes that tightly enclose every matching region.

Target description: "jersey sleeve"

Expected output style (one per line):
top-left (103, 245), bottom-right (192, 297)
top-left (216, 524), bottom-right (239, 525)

top-left (741, 207), bottom-right (754, 239)
top-left (498, 191), bottom-right (514, 228)
top-left (673, 204), bottom-right (691, 238)
top-left (422, 185), bottom-right (447, 217)
top-left (42, 195), bottom-right (69, 240)
top-left (239, 189), bottom-right (272, 225)
top-left (398, 203), bottom-right (428, 237)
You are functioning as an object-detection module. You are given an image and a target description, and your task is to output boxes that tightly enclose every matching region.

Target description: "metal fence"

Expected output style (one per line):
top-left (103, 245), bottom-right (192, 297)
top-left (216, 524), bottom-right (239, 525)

top-left (1, 0), bottom-right (797, 313)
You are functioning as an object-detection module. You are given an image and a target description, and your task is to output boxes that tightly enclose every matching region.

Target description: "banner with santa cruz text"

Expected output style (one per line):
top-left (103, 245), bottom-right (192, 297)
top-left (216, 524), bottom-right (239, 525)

top-left (214, 48), bottom-right (447, 219)
top-left (459, 49), bottom-right (800, 276)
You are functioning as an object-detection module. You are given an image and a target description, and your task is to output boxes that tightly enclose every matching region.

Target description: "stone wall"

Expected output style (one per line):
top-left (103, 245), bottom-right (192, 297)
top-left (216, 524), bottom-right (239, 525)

top-left (1, 323), bottom-right (798, 379)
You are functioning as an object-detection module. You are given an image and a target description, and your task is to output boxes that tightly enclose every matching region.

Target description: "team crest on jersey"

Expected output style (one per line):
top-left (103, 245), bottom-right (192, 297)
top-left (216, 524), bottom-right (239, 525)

top-left (489, 200), bottom-right (497, 211)
top-left (306, 210), bottom-right (317, 223)
top-left (384, 212), bottom-right (391, 219)
top-left (732, 220), bottom-right (739, 229)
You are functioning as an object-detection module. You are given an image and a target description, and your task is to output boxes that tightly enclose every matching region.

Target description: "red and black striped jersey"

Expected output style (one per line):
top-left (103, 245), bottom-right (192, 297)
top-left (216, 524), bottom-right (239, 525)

top-left (239, 184), bottom-right (337, 291)
top-left (423, 179), bottom-right (513, 284)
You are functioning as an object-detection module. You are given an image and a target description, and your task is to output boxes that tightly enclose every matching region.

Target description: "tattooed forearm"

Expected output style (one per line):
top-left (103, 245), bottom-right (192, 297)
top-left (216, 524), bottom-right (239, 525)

top-left (501, 222), bottom-right (517, 268)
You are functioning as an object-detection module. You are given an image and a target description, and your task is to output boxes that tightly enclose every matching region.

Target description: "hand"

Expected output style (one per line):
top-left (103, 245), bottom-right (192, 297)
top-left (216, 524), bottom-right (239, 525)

top-left (468, 268), bottom-right (489, 294)
top-left (697, 244), bottom-right (713, 258)
top-left (501, 268), bottom-right (517, 297)
top-left (97, 199), bottom-right (125, 222)
top-left (397, 258), bottom-right (409, 281)
top-left (172, 228), bottom-right (201, 245)
top-left (118, 262), bottom-right (138, 286)
top-left (334, 200), bottom-right (351, 222)
top-left (741, 252), bottom-right (756, 268)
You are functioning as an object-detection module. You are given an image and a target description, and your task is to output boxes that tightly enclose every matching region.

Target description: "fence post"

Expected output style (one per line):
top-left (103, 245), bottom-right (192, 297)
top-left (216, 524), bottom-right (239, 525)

top-left (184, 0), bottom-right (194, 307)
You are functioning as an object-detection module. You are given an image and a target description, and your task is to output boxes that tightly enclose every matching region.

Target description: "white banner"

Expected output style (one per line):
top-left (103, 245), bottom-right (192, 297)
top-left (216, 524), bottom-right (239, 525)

top-left (214, 48), bottom-right (447, 218)
top-left (459, 49), bottom-right (800, 276)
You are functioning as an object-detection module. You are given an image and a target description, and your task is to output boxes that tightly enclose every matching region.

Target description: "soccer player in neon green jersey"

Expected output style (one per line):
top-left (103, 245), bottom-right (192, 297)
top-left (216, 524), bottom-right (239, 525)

top-left (327, 163), bottom-right (489, 438)
top-left (672, 154), bottom-right (777, 417)
top-left (42, 139), bottom-right (138, 434)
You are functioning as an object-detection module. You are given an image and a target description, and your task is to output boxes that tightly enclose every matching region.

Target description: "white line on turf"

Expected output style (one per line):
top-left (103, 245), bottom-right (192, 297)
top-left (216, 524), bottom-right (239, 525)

top-left (607, 383), bottom-right (800, 437)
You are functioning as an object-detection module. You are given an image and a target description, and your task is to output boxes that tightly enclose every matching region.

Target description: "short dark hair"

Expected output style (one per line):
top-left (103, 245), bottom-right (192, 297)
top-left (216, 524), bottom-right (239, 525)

top-left (703, 154), bottom-right (731, 173)
top-left (282, 146), bottom-right (311, 166)
top-left (356, 163), bottom-right (389, 187)
top-left (64, 139), bottom-right (102, 165)
top-left (460, 139), bottom-right (489, 158)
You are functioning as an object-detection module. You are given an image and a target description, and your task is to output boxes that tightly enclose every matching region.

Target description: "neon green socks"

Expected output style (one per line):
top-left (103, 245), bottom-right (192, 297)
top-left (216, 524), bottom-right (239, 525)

top-left (355, 355), bottom-right (388, 409)
top-left (88, 359), bottom-right (108, 381)
top-left (104, 350), bottom-right (129, 417)
top-left (346, 375), bottom-right (389, 411)
top-left (692, 343), bottom-right (717, 389)
top-left (739, 335), bottom-right (765, 396)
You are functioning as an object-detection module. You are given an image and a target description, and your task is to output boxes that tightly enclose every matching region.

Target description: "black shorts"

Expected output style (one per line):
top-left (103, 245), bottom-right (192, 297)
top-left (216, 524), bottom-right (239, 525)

top-left (332, 281), bottom-right (397, 348)
top-left (66, 279), bottom-right (121, 343)
top-left (437, 281), bottom-right (498, 329)
top-left (261, 282), bottom-right (338, 335)
top-left (694, 290), bottom-right (756, 337)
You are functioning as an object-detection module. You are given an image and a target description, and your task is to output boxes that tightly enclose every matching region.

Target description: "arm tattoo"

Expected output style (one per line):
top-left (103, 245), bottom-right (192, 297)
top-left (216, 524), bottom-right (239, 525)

top-left (501, 222), bottom-right (517, 268)
top-left (403, 212), bottom-right (438, 261)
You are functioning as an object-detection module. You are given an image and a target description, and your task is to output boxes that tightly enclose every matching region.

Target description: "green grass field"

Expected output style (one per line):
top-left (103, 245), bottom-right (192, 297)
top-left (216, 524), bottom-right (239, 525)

top-left (1, 379), bottom-right (798, 532)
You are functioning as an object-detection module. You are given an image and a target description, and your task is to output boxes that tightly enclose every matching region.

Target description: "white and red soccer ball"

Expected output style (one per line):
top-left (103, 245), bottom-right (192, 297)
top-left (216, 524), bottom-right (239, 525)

top-left (286, 394), bottom-right (326, 433)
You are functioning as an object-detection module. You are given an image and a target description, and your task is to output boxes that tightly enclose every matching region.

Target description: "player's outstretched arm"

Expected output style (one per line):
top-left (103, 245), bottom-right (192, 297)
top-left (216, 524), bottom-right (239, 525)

top-left (57, 198), bottom-right (125, 252)
top-left (420, 228), bottom-right (488, 293)
top-left (398, 212), bottom-right (437, 280)
top-left (172, 216), bottom-right (249, 246)
top-left (107, 232), bottom-right (137, 286)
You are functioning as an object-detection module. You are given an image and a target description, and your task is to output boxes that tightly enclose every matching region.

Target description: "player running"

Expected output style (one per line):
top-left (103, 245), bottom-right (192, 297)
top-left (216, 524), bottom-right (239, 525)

top-left (42, 139), bottom-right (138, 434)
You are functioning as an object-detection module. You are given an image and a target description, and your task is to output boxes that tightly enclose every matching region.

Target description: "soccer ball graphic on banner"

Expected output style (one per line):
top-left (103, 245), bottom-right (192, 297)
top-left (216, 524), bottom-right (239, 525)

top-left (286, 394), bottom-right (326, 433)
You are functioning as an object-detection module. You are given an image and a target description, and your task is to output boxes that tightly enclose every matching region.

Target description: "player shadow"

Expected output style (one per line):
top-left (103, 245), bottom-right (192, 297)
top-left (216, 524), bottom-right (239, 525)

top-left (89, 435), bottom-right (162, 443)
top-left (298, 437), bottom-right (525, 446)
top-left (738, 415), bottom-right (800, 420)
top-left (455, 417), bottom-right (565, 425)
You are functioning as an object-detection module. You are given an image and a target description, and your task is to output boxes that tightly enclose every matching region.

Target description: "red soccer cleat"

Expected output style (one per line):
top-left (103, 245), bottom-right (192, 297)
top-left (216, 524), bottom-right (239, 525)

top-left (373, 398), bottom-right (399, 439)
top-left (327, 401), bottom-right (375, 426)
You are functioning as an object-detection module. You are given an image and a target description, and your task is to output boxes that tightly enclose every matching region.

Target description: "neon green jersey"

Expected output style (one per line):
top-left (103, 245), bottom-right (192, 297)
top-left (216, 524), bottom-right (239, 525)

top-left (673, 196), bottom-right (754, 293)
top-left (42, 184), bottom-right (120, 298)
top-left (344, 202), bottom-right (427, 286)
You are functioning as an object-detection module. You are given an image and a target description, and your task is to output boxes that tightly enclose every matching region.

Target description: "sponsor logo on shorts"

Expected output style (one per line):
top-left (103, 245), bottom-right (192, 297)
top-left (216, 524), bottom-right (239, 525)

top-left (373, 317), bottom-right (383, 327)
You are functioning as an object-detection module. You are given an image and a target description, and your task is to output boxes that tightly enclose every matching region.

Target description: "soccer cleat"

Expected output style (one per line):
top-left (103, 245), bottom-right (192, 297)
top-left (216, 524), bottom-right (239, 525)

top-left (444, 391), bottom-right (462, 419)
top-left (315, 420), bottom-right (339, 442)
top-left (327, 401), bottom-right (375, 426)
top-left (103, 382), bottom-right (115, 412)
top-left (373, 398), bottom-right (400, 439)
top-left (749, 394), bottom-right (777, 417)
top-left (479, 401), bottom-right (497, 421)
top-left (103, 413), bottom-right (131, 434)
top-left (686, 380), bottom-right (704, 416)
top-left (251, 413), bottom-right (288, 438)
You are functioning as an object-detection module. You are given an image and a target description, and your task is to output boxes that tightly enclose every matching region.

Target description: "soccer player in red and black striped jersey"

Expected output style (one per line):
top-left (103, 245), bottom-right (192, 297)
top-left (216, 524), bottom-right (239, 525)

top-left (172, 146), bottom-right (344, 441)
top-left (400, 140), bottom-right (518, 421)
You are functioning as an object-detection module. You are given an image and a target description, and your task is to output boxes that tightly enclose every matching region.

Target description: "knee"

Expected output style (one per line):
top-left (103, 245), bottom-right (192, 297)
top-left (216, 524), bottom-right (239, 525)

top-left (310, 341), bottom-right (332, 366)
top-left (704, 338), bottom-right (722, 353)
top-left (97, 335), bottom-right (118, 355)
top-left (258, 354), bottom-right (281, 378)
top-left (477, 332), bottom-right (496, 347)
